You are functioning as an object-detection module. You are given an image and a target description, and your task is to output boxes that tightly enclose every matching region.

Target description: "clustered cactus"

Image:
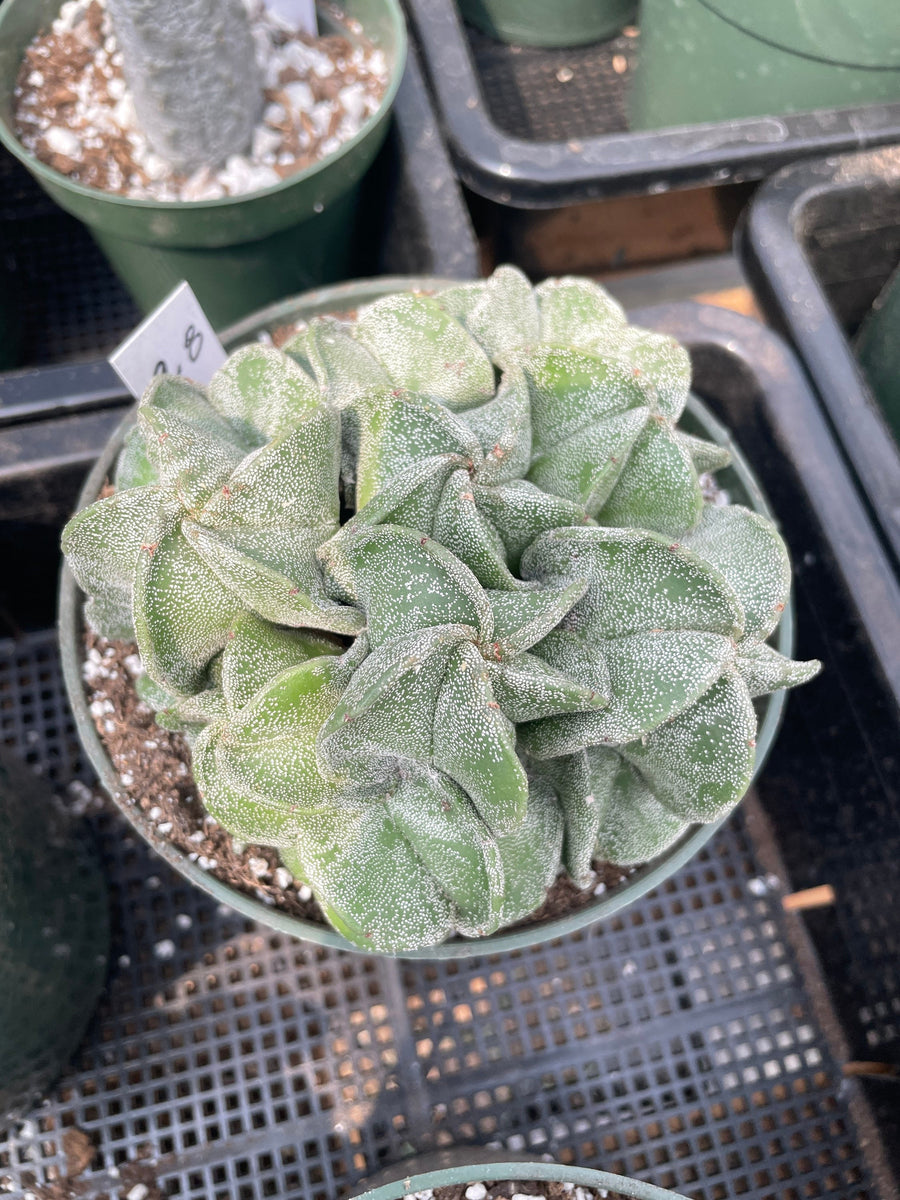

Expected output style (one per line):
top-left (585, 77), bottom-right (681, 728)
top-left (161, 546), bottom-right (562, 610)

top-left (63, 267), bottom-right (819, 952)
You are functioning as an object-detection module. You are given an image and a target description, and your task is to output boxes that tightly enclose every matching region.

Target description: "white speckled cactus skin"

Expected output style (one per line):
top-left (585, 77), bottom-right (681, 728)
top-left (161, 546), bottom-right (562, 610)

top-left (62, 267), bottom-right (819, 952)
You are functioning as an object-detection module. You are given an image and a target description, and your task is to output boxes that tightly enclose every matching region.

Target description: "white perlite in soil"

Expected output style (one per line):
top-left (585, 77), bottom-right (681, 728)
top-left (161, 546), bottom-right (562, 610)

top-left (14, 0), bottom-right (389, 200)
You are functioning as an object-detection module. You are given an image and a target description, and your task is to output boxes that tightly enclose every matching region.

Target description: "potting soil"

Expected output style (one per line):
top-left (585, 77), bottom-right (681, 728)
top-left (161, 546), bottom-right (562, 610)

top-left (14, 0), bottom-right (389, 200)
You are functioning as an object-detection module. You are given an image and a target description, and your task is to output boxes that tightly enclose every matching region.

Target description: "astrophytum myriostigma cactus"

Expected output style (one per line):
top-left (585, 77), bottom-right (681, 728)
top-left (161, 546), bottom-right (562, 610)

top-left (62, 265), bottom-right (820, 953)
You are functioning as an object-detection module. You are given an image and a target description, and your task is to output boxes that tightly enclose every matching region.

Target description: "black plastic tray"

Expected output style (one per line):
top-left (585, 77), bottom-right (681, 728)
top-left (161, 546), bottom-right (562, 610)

top-left (0, 42), bottom-right (479, 382)
top-left (404, 0), bottom-right (900, 207)
top-left (739, 146), bottom-right (900, 577)
top-left (1, 301), bottom-right (898, 1199)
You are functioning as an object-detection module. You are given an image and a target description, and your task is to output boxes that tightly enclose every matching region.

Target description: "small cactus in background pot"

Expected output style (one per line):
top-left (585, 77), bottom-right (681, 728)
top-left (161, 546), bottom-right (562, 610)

top-left (62, 267), bottom-right (819, 953)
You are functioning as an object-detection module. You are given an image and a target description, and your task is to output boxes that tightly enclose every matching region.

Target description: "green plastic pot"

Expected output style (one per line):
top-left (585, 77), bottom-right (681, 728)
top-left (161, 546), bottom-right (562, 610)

top-left (59, 275), bottom-right (794, 961)
top-left (0, 751), bottom-right (109, 1115)
top-left (855, 262), bottom-right (900, 441)
top-left (0, 0), bottom-right (406, 329)
top-left (352, 1151), bottom-right (689, 1200)
top-left (456, 0), bottom-right (636, 47)
top-left (629, 0), bottom-right (900, 129)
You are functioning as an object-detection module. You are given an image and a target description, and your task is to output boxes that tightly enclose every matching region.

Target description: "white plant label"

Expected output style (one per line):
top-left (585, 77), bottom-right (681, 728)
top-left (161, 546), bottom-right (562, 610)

top-left (265, 0), bottom-right (317, 35)
top-left (109, 281), bottom-right (227, 401)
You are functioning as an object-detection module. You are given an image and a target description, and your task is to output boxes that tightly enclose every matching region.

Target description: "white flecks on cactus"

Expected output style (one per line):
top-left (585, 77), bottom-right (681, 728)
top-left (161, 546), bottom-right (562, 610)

top-left (438, 265), bottom-right (541, 362)
top-left (61, 266), bottom-right (820, 953)
top-left (206, 344), bottom-right (324, 442)
top-left (355, 293), bottom-right (496, 410)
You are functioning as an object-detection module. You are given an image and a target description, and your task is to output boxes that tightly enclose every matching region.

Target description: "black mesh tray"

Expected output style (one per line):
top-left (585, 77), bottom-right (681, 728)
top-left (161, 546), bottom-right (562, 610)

top-left (0, 43), bottom-right (479, 383)
top-left (1, 301), bottom-right (898, 1199)
top-left (404, 0), bottom-right (900, 207)
top-left (739, 146), bottom-right (900, 576)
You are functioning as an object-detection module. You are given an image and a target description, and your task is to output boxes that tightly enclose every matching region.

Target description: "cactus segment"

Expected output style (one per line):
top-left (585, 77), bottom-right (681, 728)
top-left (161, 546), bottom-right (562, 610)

top-left (300, 318), bottom-right (392, 408)
top-left (597, 418), bottom-right (703, 537)
top-left (220, 612), bottom-right (343, 713)
top-left (737, 640), bottom-right (822, 698)
top-left (319, 625), bottom-right (471, 785)
top-left (519, 346), bottom-right (647, 454)
top-left (62, 267), bottom-right (820, 952)
top-left (521, 629), bottom-right (737, 758)
top-left (676, 429), bottom-right (732, 474)
top-left (680, 503), bottom-right (790, 642)
top-left (195, 412), bottom-right (341, 532)
top-left (281, 804), bottom-right (457, 953)
top-left (433, 641), bottom-right (527, 833)
top-left (522, 526), bottom-right (744, 641)
top-left (114, 425), bottom-right (158, 490)
top-left (318, 524), bottom-right (493, 647)
top-left (485, 580), bottom-right (588, 657)
top-left (193, 656), bottom-right (349, 843)
top-left (386, 768), bottom-right (506, 937)
top-left (460, 367), bottom-right (532, 484)
top-left (535, 276), bottom-right (626, 347)
top-left (491, 776), bottom-right (564, 929)
top-left (590, 752), bottom-right (689, 867)
top-left (433, 467), bottom-right (520, 590)
top-left (486, 652), bottom-right (606, 722)
top-left (354, 388), bottom-right (478, 510)
top-left (207, 344), bottom-right (323, 441)
top-left (356, 293), bottom-right (495, 410)
top-left (132, 510), bottom-right (245, 694)
top-left (62, 484), bottom-right (161, 639)
top-left (135, 670), bottom-right (227, 736)
top-left (621, 671), bottom-right (757, 822)
top-left (138, 381), bottom-right (248, 508)
top-left (438, 265), bottom-right (541, 361)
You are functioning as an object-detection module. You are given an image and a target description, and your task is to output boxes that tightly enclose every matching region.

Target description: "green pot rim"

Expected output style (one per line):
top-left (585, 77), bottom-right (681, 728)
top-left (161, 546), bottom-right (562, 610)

top-left (0, 0), bottom-right (407, 214)
top-left (351, 1157), bottom-right (690, 1200)
top-left (58, 275), bottom-right (793, 961)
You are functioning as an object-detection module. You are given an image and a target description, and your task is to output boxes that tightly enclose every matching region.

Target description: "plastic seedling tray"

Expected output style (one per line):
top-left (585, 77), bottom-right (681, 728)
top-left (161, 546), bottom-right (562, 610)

top-left (739, 146), bottom-right (900, 577)
top-left (1, 299), bottom-right (897, 1198)
top-left (0, 42), bottom-right (478, 384)
top-left (404, 0), bottom-right (900, 206)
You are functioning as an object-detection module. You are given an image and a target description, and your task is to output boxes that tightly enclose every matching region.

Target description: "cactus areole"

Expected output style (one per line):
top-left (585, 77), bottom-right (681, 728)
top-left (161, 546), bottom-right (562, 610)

top-left (61, 269), bottom-right (820, 954)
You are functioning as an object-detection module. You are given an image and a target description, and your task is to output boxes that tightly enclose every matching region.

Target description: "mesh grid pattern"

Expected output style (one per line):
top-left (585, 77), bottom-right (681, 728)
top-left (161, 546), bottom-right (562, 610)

top-left (466, 26), bottom-right (638, 142)
top-left (0, 629), bottom-right (877, 1198)
top-left (1, 150), bottom-right (140, 368)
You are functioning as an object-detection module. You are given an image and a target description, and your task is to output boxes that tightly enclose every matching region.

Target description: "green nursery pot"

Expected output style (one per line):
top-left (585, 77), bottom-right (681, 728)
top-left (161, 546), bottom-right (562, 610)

top-left (59, 276), bottom-right (793, 962)
top-left (855, 263), bottom-right (900, 441)
top-left (629, 0), bottom-right (900, 129)
top-left (0, 751), bottom-right (109, 1115)
top-left (352, 1152), bottom-right (689, 1200)
top-left (0, 0), bottom-right (406, 329)
top-left (457, 0), bottom-right (636, 48)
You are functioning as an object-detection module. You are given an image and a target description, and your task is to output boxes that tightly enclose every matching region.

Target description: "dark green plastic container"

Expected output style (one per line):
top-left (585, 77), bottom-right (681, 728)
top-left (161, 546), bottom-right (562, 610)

top-left (0, 0), bottom-right (407, 328)
top-left (856, 263), bottom-right (900, 440)
top-left (352, 1152), bottom-right (689, 1200)
top-left (0, 751), bottom-right (109, 1115)
top-left (59, 276), bottom-right (794, 962)
top-left (457, 0), bottom-right (636, 47)
top-left (630, 0), bottom-right (900, 129)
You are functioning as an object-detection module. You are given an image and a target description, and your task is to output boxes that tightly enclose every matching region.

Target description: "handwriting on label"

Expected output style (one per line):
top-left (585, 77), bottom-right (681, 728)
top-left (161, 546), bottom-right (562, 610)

top-left (109, 281), bottom-right (227, 401)
top-left (153, 322), bottom-right (205, 377)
